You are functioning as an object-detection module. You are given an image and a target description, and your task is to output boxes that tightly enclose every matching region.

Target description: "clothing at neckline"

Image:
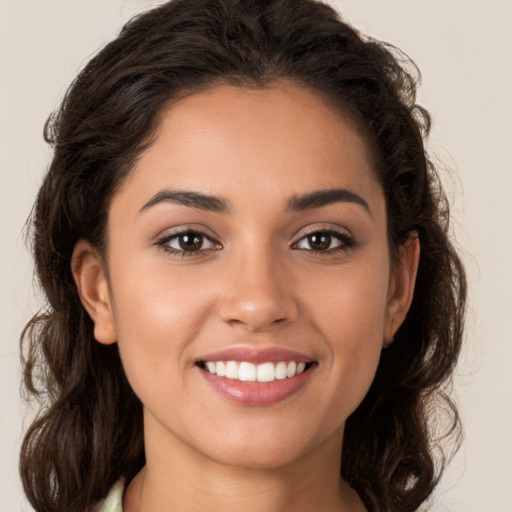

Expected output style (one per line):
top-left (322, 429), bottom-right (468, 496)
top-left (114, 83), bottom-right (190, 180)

top-left (93, 478), bottom-right (124, 512)
top-left (92, 478), bottom-right (446, 511)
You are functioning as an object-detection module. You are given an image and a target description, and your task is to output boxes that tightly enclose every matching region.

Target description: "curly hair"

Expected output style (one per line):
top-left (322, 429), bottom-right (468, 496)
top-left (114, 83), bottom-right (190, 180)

top-left (20, 1), bottom-right (466, 511)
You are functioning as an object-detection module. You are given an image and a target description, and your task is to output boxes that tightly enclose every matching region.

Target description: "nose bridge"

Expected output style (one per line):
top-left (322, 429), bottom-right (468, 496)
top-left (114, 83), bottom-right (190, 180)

top-left (218, 243), bottom-right (298, 331)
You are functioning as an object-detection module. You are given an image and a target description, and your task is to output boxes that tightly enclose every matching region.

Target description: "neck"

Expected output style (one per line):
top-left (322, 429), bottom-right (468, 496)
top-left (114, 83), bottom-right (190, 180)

top-left (124, 415), bottom-right (365, 512)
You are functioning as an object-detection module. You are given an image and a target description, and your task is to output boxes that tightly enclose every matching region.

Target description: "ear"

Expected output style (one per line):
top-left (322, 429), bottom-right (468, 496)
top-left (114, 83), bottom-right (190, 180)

top-left (71, 240), bottom-right (117, 345)
top-left (383, 232), bottom-right (420, 347)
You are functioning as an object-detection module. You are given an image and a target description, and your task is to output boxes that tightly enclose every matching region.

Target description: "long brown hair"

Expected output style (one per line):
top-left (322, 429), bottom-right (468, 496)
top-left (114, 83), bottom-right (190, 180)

top-left (20, 1), bottom-right (466, 511)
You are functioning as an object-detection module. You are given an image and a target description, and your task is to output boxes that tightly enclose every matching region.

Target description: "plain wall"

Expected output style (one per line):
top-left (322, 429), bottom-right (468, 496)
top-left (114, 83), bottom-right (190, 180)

top-left (1, 1), bottom-right (511, 510)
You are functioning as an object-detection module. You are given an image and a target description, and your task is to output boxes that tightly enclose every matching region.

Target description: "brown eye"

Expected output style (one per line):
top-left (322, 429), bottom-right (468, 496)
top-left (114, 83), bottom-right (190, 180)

top-left (178, 233), bottom-right (204, 251)
top-left (293, 229), bottom-right (355, 253)
top-left (307, 233), bottom-right (332, 251)
top-left (161, 230), bottom-right (219, 254)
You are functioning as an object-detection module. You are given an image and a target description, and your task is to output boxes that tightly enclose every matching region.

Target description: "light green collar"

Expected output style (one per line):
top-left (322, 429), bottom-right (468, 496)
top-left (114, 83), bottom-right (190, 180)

top-left (94, 478), bottom-right (124, 512)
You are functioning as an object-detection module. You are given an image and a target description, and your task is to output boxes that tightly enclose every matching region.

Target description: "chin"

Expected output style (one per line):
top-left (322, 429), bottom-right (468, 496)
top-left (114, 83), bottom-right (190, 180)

top-left (209, 443), bottom-right (309, 470)
top-left (195, 417), bottom-right (340, 470)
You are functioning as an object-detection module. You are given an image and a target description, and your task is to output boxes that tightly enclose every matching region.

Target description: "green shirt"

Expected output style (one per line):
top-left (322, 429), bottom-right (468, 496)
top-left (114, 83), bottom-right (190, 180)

top-left (93, 478), bottom-right (124, 512)
top-left (92, 478), bottom-right (440, 511)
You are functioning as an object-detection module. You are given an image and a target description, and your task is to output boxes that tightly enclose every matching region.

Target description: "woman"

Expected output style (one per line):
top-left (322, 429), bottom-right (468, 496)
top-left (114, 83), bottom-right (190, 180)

top-left (20, 0), bottom-right (466, 511)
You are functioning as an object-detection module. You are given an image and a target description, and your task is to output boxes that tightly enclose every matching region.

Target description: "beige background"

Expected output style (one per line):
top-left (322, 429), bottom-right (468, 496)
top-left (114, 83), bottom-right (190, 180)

top-left (1, 1), bottom-right (511, 510)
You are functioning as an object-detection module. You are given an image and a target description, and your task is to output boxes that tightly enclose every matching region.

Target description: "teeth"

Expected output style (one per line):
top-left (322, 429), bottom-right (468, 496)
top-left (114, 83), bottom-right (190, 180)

top-left (257, 362), bottom-right (275, 382)
top-left (216, 361), bottom-right (226, 377)
top-left (202, 360), bottom-right (309, 382)
top-left (275, 361), bottom-right (287, 380)
top-left (286, 361), bottom-right (296, 378)
top-left (239, 362), bottom-right (256, 382)
top-left (226, 361), bottom-right (238, 379)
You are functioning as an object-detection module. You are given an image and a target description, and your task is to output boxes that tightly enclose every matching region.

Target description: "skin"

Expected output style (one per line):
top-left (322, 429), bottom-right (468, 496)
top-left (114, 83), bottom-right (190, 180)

top-left (72, 82), bottom-right (419, 512)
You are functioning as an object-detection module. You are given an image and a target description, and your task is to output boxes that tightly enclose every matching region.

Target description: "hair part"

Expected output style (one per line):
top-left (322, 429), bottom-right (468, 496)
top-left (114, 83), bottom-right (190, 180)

top-left (20, 1), bottom-right (466, 511)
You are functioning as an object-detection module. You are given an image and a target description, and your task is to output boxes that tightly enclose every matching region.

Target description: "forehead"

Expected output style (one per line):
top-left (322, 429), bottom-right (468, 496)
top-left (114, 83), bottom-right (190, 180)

top-left (116, 82), bottom-right (383, 214)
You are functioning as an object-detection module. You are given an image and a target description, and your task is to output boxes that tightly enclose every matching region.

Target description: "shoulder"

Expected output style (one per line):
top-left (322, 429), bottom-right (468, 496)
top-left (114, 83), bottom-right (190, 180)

top-left (92, 478), bottom-right (125, 512)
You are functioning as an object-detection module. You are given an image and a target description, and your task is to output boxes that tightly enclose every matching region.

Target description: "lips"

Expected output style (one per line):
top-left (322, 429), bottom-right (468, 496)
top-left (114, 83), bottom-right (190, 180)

top-left (201, 360), bottom-right (307, 382)
top-left (196, 347), bottom-right (316, 406)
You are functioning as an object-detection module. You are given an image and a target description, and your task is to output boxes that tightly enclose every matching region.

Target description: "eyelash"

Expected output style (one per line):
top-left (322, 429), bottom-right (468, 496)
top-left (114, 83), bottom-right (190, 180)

top-left (155, 227), bottom-right (356, 258)
top-left (156, 230), bottom-right (222, 258)
top-left (291, 228), bottom-right (356, 255)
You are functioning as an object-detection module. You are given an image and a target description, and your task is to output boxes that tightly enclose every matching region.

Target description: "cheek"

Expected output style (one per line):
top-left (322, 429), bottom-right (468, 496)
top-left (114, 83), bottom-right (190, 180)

top-left (107, 256), bottom-right (216, 393)
top-left (304, 260), bottom-right (389, 411)
top-left (306, 254), bottom-right (390, 343)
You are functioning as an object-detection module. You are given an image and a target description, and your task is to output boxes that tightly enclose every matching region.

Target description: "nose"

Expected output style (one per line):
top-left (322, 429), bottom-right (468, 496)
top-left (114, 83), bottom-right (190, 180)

top-left (218, 251), bottom-right (299, 332)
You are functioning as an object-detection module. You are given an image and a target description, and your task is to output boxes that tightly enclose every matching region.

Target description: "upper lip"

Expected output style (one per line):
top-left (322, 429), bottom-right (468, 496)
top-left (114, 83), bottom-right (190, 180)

top-left (196, 346), bottom-right (314, 365)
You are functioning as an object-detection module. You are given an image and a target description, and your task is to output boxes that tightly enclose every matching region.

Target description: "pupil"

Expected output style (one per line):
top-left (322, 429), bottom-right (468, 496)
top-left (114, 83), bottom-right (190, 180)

top-left (309, 233), bottom-right (330, 250)
top-left (179, 233), bottom-right (202, 251)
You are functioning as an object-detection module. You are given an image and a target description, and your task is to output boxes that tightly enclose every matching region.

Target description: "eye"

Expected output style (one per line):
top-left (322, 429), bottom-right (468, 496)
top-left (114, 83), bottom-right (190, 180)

top-left (157, 230), bottom-right (221, 256)
top-left (293, 229), bottom-right (355, 253)
top-left (169, 232), bottom-right (212, 251)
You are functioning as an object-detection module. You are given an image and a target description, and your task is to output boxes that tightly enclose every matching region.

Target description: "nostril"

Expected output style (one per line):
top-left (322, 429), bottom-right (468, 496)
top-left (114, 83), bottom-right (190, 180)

top-left (218, 290), bottom-right (299, 332)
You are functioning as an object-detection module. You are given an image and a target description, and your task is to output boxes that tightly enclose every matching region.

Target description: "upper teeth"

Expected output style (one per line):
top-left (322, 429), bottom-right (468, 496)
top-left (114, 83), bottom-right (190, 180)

top-left (204, 361), bottom-right (307, 382)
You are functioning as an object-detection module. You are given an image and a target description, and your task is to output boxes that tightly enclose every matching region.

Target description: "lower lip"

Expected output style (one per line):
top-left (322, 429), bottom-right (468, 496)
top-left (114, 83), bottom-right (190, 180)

top-left (199, 366), bottom-right (314, 406)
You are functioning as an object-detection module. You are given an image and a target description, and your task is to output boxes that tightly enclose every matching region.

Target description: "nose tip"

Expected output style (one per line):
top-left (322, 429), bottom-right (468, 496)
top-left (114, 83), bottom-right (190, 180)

top-left (220, 298), bottom-right (291, 332)
top-left (218, 262), bottom-right (298, 332)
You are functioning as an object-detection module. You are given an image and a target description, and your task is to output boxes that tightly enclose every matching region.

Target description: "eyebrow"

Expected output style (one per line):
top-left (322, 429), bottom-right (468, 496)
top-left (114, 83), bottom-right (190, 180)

top-left (139, 187), bottom-right (371, 216)
top-left (286, 188), bottom-right (371, 215)
top-left (139, 189), bottom-right (231, 213)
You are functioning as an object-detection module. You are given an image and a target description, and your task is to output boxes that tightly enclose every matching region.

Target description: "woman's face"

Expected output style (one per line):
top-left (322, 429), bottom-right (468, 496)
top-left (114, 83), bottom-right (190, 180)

top-left (76, 82), bottom-right (417, 470)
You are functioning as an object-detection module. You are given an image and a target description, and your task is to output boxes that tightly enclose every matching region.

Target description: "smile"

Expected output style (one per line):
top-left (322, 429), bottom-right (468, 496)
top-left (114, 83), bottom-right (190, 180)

top-left (196, 347), bottom-right (317, 406)
top-left (200, 360), bottom-right (307, 382)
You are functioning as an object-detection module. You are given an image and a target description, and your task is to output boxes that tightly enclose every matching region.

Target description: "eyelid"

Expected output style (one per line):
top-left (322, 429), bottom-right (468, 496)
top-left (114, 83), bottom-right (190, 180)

top-left (155, 225), bottom-right (222, 256)
top-left (291, 224), bottom-right (356, 252)
top-left (168, 232), bottom-right (217, 250)
top-left (154, 223), bottom-right (220, 243)
top-left (153, 223), bottom-right (355, 258)
top-left (292, 224), bottom-right (353, 243)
